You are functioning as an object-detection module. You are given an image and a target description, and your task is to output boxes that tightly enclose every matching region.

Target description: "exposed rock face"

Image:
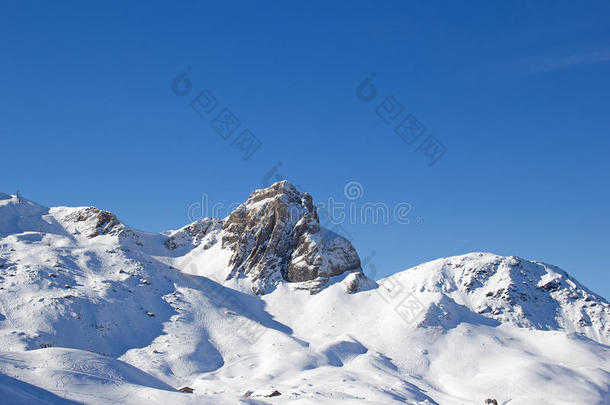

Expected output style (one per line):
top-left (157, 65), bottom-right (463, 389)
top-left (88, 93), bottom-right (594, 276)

top-left (342, 272), bottom-right (375, 294)
top-left (63, 207), bottom-right (124, 238)
top-left (165, 218), bottom-right (222, 250)
top-left (222, 181), bottom-right (363, 294)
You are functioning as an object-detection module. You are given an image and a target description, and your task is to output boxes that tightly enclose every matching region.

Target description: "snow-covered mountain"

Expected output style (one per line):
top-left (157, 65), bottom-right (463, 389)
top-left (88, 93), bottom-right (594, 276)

top-left (0, 184), bottom-right (608, 404)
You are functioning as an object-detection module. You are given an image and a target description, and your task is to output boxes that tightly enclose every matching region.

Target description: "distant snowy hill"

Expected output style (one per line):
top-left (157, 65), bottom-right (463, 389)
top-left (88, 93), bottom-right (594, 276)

top-left (0, 185), bottom-right (608, 404)
top-left (381, 253), bottom-right (609, 344)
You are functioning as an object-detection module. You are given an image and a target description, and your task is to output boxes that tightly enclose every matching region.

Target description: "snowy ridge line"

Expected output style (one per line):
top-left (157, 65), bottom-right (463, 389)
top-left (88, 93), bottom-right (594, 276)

top-left (0, 185), bottom-right (609, 404)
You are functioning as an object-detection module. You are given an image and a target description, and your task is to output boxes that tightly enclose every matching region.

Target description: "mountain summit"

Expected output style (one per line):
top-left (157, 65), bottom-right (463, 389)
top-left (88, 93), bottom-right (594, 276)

top-left (222, 181), bottom-right (364, 293)
top-left (166, 181), bottom-right (369, 294)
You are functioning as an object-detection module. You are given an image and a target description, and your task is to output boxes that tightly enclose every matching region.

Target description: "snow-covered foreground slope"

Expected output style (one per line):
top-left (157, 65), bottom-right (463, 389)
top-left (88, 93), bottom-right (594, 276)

top-left (0, 186), bottom-right (608, 404)
top-left (0, 348), bottom-right (209, 405)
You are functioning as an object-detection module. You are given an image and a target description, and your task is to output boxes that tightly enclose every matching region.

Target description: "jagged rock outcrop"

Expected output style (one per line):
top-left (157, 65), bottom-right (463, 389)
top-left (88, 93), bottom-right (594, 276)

top-left (221, 181), bottom-right (363, 294)
top-left (159, 181), bottom-right (367, 294)
top-left (342, 272), bottom-right (374, 294)
top-left (63, 207), bottom-right (124, 238)
top-left (165, 218), bottom-right (222, 250)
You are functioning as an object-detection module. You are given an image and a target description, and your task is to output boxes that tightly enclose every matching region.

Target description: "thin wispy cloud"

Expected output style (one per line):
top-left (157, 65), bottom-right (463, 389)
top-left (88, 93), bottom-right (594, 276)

top-left (535, 48), bottom-right (610, 73)
top-left (465, 46), bottom-right (610, 80)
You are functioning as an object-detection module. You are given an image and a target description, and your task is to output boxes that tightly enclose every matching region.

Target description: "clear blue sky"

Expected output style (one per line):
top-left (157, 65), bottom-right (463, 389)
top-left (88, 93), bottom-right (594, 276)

top-left (1, 1), bottom-right (609, 298)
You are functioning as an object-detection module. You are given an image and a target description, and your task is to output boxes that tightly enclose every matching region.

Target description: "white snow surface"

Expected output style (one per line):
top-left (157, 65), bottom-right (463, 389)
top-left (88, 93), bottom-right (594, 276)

top-left (0, 191), bottom-right (609, 404)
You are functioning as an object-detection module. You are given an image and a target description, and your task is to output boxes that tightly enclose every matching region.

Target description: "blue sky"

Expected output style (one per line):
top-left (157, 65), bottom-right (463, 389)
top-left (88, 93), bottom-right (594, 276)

top-left (1, 1), bottom-right (609, 298)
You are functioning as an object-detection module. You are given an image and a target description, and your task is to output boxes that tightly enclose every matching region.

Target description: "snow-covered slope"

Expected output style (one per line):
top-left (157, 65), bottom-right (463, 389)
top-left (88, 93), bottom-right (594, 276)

top-left (0, 185), bottom-right (608, 404)
top-left (380, 253), bottom-right (610, 344)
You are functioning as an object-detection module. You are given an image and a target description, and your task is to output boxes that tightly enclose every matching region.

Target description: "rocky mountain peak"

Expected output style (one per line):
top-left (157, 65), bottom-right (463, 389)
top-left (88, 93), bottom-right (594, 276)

top-left (221, 181), bottom-right (363, 294)
top-left (245, 180), bottom-right (315, 211)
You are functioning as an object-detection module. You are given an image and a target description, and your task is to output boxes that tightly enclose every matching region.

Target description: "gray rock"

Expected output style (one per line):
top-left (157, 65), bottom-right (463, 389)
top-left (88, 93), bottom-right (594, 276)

top-left (222, 181), bottom-right (364, 294)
